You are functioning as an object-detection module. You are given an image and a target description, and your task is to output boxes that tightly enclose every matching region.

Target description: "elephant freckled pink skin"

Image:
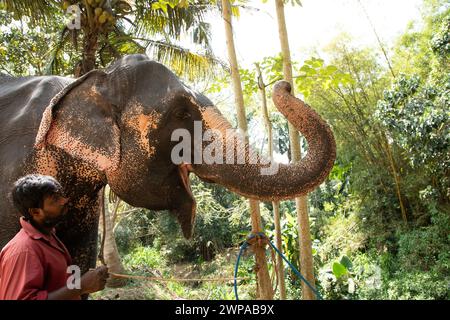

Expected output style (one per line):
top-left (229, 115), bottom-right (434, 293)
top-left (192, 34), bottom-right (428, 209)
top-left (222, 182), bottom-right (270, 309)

top-left (34, 106), bottom-right (53, 149)
top-left (32, 149), bottom-right (58, 177)
top-left (46, 121), bottom-right (116, 172)
top-left (106, 104), bottom-right (162, 203)
top-left (74, 195), bottom-right (91, 209)
top-left (121, 101), bottom-right (161, 159)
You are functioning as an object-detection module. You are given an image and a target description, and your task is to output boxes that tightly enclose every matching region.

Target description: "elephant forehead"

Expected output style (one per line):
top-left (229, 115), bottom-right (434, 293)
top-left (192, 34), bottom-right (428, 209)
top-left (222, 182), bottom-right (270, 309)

top-left (122, 101), bottom-right (161, 158)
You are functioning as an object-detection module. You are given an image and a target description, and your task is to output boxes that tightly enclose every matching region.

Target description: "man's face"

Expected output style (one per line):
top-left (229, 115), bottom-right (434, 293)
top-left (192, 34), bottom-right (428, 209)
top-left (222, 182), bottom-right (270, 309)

top-left (31, 194), bottom-right (69, 229)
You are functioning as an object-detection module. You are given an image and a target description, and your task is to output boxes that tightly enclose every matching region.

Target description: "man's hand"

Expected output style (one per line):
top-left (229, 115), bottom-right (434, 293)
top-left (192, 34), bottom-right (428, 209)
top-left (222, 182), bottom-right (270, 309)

top-left (80, 265), bottom-right (109, 294)
top-left (47, 265), bottom-right (109, 300)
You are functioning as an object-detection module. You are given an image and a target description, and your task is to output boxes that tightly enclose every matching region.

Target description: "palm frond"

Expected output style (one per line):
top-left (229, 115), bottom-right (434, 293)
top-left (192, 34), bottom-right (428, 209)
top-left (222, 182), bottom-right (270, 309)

top-left (96, 25), bottom-right (226, 82)
top-left (44, 26), bottom-right (79, 75)
top-left (133, 0), bottom-right (211, 42)
top-left (144, 38), bottom-right (226, 81)
top-left (130, 0), bottom-right (225, 80)
top-left (192, 21), bottom-right (211, 49)
top-left (44, 28), bottom-right (70, 75)
top-left (0, 0), bottom-right (59, 25)
top-left (97, 27), bottom-right (145, 67)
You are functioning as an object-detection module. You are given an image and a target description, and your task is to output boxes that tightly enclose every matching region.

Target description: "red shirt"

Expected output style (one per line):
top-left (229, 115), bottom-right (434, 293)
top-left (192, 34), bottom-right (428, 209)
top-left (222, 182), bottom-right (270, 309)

top-left (0, 217), bottom-right (77, 300)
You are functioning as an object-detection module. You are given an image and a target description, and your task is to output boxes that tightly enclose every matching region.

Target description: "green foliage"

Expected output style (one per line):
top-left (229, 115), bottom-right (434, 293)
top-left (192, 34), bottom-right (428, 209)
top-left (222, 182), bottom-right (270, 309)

top-left (392, 0), bottom-right (449, 79)
top-left (270, 112), bottom-right (291, 158)
top-left (383, 272), bottom-right (449, 300)
top-left (295, 57), bottom-right (355, 98)
top-left (376, 74), bottom-right (449, 160)
top-left (332, 261), bottom-right (348, 278)
top-left (266, 210), bottom-right (301, 277)
top-left (375, 74), bottom-right (449, 200)
top-left (396, 208), bottom-right (450, 274)
top-left (302, 1), bottom-right (449, 300)
top-left (259, 54), bottom-right (286, 86)
top-left (119, 177), bottom-right (250, 264)
top-left (318, 208), bottom-right (366, 261)
top-left (0, 10), bottom-right (77, 76)
top-left (114, 208), bottom-right (157, 255)
top-left (431, 15), bottom-right (450, 57)
top-left (123, 246), bottom-right (167, 273)
top-left (151, 0), bottom-right (184, 13)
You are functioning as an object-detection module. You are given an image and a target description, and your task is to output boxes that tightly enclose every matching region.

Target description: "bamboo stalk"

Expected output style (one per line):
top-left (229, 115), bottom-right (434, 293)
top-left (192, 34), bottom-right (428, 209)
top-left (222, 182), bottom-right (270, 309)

top-left (255, 63), bottom-right (287, 300)
top-left (384, 137), bottom-right (408, 222)
top-left (274, 0), bottom-right (316, 300)
top-left (222, 0), bottom-right (273, 300)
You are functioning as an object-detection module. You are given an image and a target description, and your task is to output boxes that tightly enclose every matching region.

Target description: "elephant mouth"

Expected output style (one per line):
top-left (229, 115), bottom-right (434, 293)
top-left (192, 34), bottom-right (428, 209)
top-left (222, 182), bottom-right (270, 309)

top-left (178, 163), bottom-right (194, 199)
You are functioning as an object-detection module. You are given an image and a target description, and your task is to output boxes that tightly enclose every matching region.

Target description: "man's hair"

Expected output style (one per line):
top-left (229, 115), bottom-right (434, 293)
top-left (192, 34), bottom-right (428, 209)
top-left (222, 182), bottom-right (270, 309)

top-left (11, 174), bottom-right (64, 220)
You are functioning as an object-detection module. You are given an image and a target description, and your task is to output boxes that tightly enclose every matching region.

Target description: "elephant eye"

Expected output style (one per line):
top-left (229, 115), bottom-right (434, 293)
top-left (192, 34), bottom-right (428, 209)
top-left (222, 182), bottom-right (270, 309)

top-left (175, 109), bottom-right (191, 119)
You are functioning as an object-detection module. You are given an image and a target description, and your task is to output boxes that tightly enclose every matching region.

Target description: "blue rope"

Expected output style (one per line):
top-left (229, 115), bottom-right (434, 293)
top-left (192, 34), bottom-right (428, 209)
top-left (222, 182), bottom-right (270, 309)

top-left (233, 240), bottom-right (249, 300)
top-left (267, 240), bottom-right (323, 300)
top-left (233, 232), bottom-right (323, 300)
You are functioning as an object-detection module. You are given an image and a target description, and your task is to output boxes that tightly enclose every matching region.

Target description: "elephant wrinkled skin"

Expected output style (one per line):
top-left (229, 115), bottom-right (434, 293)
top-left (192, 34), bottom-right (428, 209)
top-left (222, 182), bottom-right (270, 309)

top-left (0, 54), bottom-right (336, 276)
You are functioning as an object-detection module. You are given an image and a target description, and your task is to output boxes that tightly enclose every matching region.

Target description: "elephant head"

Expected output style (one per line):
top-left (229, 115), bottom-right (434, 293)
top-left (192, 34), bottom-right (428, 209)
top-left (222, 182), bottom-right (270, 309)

top-left (35, 54), bottom-right (336, 238)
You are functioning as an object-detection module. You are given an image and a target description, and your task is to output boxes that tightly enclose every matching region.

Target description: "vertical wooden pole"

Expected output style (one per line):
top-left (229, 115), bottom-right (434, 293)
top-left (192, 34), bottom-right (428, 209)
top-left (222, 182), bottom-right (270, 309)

top-left (274, 0), bottom-right (317, 300)
top-left (256, 63), bottom-right (287, 299)
top-left (222, 0), bottom-right (273, 300)
top-left (248, 199), bottom-right (274, 299)
top-left (99, 188), bottom-right (127, 288)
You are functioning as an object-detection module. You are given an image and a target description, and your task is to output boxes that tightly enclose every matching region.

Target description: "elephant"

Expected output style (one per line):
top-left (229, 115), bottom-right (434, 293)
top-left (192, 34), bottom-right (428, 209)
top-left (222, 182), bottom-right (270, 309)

top-left (0, 54), bottom-right (336, 277)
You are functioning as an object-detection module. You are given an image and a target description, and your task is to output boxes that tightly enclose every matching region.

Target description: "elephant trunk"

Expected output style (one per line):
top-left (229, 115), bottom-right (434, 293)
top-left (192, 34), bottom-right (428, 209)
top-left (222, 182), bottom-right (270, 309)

top-left (192, 80), bottom-right (336, 202)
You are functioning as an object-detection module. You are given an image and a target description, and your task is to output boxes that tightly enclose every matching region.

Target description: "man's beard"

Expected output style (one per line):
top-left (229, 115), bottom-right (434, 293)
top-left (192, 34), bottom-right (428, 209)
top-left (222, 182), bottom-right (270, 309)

top-left (42, 207), bottom-right (67, 228)
top-left (42, 213), bottom-right (64, 228)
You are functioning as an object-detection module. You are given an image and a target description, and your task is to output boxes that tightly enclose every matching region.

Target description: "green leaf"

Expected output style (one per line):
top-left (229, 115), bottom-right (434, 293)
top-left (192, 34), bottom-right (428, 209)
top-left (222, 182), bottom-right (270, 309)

top-left (300, 64), bottom-right (316, 75)
top-left (340, 255), bottom-right (353, 270)
top-left (324, 65), bottom-right (338, 74)
top-left (332, 262), bottom-right (348, 278)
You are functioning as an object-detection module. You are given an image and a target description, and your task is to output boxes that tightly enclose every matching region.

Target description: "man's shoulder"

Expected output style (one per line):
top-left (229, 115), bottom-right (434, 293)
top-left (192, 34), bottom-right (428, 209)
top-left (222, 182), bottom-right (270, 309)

top-left (0, 229), bottom-right (42, 262)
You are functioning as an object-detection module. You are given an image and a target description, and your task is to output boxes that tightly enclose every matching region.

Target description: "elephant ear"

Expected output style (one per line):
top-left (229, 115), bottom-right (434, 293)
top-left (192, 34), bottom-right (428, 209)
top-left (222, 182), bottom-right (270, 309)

top-left (34, 70), bottom-right (122, 172)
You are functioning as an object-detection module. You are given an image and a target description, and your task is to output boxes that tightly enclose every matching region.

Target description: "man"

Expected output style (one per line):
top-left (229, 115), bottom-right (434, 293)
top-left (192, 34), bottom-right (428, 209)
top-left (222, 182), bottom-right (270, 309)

top-left (0, 174), bottom-right (108, 300)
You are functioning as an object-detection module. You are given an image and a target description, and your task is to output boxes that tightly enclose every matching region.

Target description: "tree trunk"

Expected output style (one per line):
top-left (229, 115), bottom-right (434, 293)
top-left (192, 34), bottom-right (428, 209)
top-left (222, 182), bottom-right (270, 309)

top-left (99, 189), bottom-right (127, 288)
top-left (76, 32), bottom-right (98, 77)
top-left (222, 0), bottom-right (273, 300)
top-left (274, 0), bottom-right (317, 300)
top-left (256, 63), bottom-right (287, 300)
top-left (384, 137), bottom-right (407, 222)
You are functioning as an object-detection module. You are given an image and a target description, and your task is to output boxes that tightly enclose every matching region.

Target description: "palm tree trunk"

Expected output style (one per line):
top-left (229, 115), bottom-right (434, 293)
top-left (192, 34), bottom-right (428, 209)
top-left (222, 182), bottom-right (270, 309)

top-left (75, 29), bottom-right (98, 77)
top-left (256, 63), bottom-right (287, 299)
top-left (222, 0), bottom-right (273, 300)
top-left (274, 0), bottom-right (317, 300)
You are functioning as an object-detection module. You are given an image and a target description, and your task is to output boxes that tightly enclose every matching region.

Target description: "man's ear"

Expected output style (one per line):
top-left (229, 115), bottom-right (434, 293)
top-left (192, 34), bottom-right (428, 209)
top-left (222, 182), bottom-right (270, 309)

top-left (34, 70), bottom-right (121, 172)
top-left (28, 208), bottom-right (43, 219)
